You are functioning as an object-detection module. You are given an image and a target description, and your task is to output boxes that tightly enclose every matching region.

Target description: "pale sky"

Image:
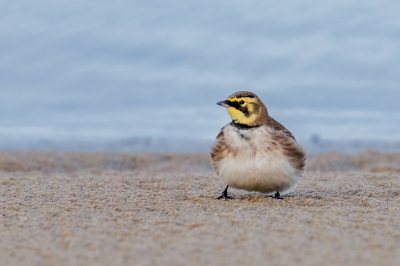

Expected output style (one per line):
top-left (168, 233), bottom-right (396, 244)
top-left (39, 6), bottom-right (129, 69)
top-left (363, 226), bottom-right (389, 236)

top-left (1, 0), bottom-right (399, 147)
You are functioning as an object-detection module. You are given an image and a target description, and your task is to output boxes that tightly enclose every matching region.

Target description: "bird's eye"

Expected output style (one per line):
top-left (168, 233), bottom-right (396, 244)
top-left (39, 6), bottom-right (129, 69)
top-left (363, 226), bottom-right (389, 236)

top-left (239, 100), bottom-right (245, 105)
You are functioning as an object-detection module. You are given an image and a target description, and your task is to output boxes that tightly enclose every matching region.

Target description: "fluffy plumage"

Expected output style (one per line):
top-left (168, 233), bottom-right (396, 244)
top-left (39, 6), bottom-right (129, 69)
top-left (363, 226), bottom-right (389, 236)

top-left (210, 91), bottom-right (306, 197)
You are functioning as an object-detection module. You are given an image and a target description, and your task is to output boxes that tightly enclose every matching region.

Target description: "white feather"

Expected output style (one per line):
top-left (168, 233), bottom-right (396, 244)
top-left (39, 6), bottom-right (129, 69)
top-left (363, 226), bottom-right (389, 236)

top-left (216, 125), bottom-right (303, 195)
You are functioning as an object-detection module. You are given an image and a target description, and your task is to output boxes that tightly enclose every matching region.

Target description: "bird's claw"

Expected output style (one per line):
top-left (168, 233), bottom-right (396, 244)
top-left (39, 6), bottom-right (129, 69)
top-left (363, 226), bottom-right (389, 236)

top-left (272, 192), bottom-right (283, 200)
top-left (216, 194), bottom-right (234, 200)
top-left (216, 185), bottom-right (233, 200)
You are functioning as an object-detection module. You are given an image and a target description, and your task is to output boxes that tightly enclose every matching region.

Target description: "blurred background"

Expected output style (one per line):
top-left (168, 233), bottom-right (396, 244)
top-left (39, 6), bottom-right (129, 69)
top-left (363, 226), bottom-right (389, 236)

top-left (1, 0), bottom-right (399, 153)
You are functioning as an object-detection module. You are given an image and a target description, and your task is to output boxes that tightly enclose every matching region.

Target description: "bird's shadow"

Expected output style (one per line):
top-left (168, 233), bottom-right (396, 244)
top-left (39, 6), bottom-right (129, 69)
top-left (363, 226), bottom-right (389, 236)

top-left (220, 191), bottom-right (326, 201)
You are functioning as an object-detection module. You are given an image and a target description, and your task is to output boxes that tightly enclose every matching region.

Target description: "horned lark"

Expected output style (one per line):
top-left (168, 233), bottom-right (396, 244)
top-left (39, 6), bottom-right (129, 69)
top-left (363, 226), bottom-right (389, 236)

top-left (210, 91), bottom-right (306, 199)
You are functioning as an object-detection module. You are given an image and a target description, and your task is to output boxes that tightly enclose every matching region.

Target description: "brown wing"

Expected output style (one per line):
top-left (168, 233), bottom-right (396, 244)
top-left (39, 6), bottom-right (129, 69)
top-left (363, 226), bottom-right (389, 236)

top-left (268, 117), bottom-right (306, 171)
top-left (210, 125), bottom-right (229, 174)
top-left (268, 116), bottom-right (296, 140)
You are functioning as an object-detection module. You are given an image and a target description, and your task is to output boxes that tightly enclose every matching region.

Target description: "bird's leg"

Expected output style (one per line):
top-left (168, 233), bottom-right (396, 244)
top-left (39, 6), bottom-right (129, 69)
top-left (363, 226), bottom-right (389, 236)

top-left (216, 185), bottom-right (233, 200)
top-left (272, 191), bottom-right (283, 200)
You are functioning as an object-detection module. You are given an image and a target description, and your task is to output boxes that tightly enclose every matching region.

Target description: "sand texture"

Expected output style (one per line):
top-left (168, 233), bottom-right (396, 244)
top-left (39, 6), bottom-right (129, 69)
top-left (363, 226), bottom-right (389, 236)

top-left (1, 151), bottom-right (400, 266)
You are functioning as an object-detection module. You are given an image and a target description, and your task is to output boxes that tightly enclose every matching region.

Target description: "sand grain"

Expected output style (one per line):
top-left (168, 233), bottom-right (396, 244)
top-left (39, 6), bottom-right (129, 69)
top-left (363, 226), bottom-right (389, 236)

top-left (0, 153), bottom-right (400, 265)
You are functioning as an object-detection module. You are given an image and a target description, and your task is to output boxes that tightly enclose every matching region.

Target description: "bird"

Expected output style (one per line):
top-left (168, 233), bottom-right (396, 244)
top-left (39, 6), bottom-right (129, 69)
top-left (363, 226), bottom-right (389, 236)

top-left (210, 91), bottom-right (306, 200)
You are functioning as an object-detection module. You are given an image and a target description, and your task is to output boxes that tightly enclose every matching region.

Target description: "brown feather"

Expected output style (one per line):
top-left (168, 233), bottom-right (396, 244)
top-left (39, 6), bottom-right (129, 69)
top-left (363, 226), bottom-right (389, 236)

top-left (210, 127), bottom-right (229, 175)
top-left (268, 116), bottom-right (296, 140)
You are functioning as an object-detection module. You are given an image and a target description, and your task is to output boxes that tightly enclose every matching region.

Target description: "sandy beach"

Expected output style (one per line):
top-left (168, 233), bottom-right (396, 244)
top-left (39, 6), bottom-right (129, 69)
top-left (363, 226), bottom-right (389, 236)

top-left (1, 151), bottom-right (400, 266)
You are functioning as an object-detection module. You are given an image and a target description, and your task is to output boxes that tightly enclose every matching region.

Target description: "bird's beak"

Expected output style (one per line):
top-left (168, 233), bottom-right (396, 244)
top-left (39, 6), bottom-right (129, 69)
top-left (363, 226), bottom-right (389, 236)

top-left (216, 100), bottom-right (230, 108)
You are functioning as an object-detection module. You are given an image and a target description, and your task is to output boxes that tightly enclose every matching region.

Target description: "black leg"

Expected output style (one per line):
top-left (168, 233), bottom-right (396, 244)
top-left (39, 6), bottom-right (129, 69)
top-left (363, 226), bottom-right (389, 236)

top-left (272, 191), bottom-right (283, 200)
top-left (216, 185), bottom-right (234, 200)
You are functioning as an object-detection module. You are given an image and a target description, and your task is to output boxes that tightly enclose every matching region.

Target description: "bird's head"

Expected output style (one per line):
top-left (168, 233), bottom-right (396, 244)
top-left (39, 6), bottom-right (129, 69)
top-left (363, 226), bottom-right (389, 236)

top-left (217, 91), bottom-right (268, 127)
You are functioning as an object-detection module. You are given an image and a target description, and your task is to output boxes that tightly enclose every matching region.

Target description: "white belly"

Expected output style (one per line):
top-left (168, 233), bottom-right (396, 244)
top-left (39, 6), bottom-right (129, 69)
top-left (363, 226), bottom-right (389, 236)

top-left (216, 126), bottom-right (303, 194)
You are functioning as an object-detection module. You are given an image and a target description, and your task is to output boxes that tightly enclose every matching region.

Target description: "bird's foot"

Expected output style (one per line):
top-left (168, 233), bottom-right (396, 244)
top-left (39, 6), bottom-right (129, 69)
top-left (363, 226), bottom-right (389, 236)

top-left (216, 185), bottom-right (234, 200)
top-left (216, 194), bottom-right (234, 200)
top-left (272, 192), bottom-right (283, 200)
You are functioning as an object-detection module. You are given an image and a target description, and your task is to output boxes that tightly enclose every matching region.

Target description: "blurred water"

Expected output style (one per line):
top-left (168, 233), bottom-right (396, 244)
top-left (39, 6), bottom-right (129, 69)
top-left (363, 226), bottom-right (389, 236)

top-left (1, 105), bottom-right (399, 153)
top-left (1, 0), bottom-right (399, 151)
